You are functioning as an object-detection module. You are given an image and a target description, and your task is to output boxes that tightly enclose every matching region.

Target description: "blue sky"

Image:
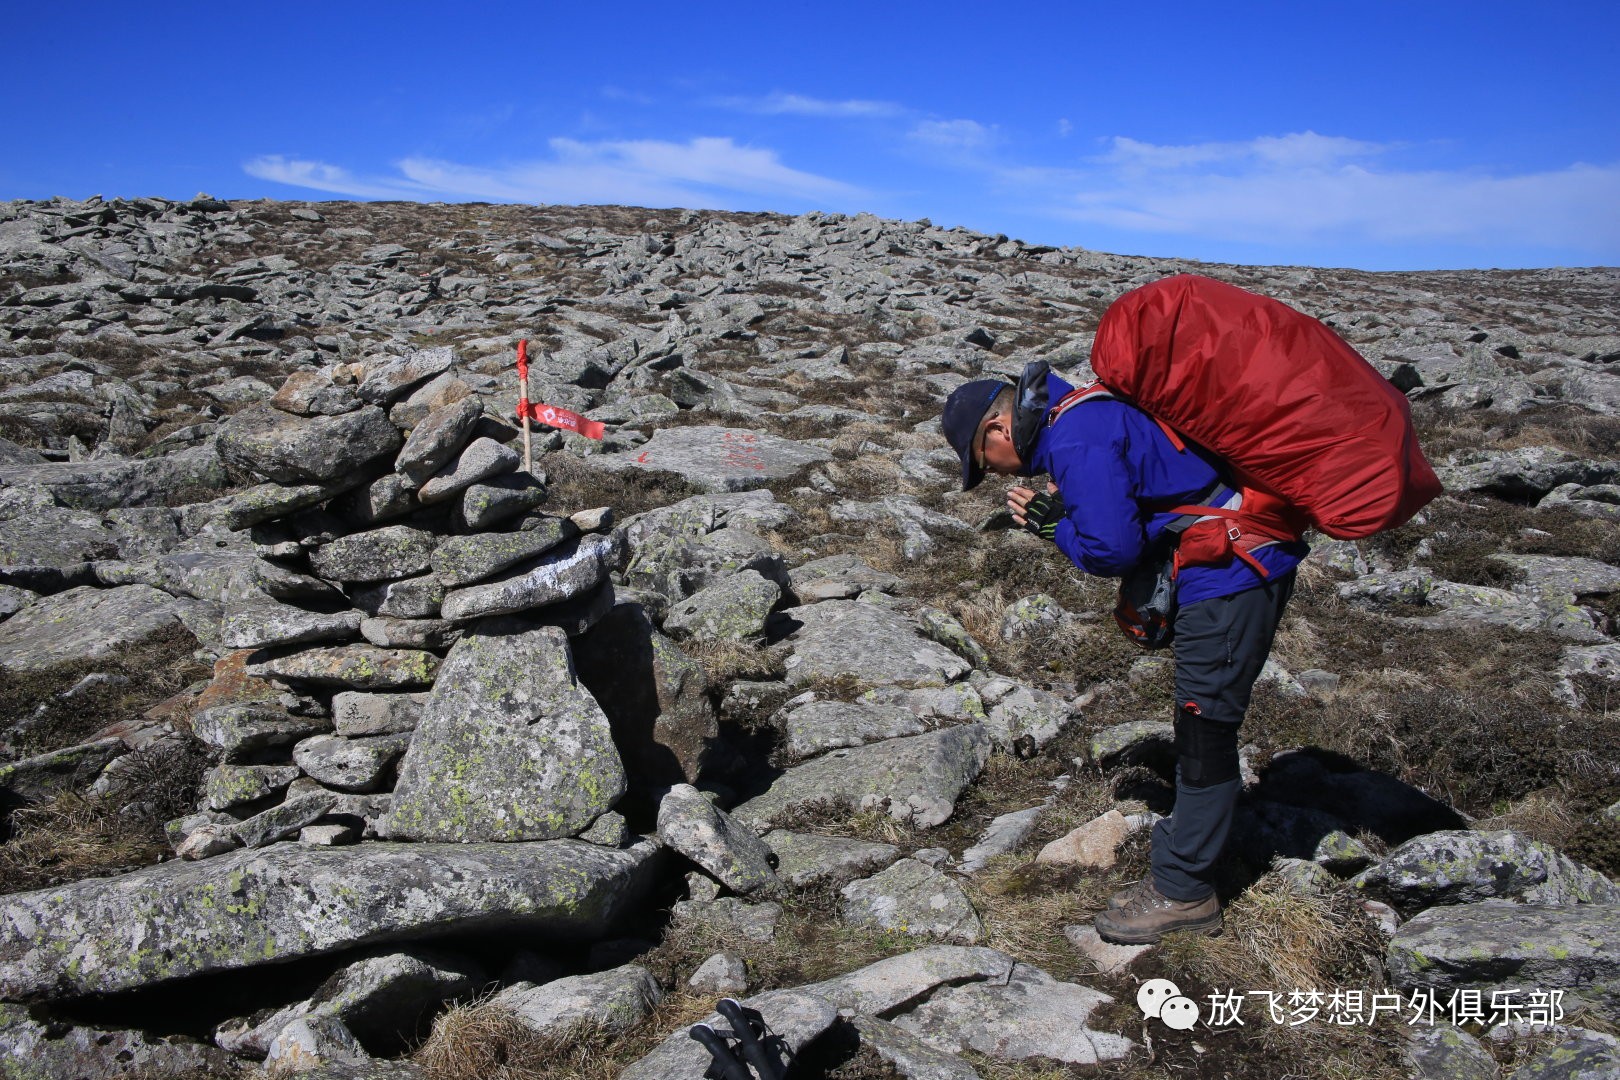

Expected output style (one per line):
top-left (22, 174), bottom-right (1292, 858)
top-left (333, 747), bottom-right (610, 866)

top-left (4, 1), bottom-right (1617, 270)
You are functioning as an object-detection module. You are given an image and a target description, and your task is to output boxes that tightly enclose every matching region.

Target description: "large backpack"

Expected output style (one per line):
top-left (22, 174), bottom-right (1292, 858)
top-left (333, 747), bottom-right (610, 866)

top-left (1079, 273), bottom-right (1441, 542)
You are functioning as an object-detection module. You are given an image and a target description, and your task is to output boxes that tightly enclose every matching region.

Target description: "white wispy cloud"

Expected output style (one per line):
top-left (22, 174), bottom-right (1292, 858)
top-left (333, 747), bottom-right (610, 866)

top-left (245, 136), bottom-right (863, 210)
top-left (243, 156), bottom-right (427, 199)
top-left (996, 132), bottom-right (1620, 255)
top-left (712, 92), bottom-right (907, 118)
top-left (908, 118), bottom-right (997, 154)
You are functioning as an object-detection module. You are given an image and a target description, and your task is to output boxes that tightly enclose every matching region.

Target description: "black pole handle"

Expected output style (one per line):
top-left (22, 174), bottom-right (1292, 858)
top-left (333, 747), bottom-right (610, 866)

top-left (717, 998), bottom-right (784, 1080)
top-left (688, 1023), bottom-right (754, 1080)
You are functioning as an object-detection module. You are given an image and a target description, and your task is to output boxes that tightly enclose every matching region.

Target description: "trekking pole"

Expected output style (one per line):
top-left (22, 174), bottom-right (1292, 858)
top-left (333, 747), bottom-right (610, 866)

top-left (716, 998), bottom-right (785, 1080)
top-left (516, 339), bottom-right (533, 474)
top-left (688, 1023), bottom-right (754, 1080)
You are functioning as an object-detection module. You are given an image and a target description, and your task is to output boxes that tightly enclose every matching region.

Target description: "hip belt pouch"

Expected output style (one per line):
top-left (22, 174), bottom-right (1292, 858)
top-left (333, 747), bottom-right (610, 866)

top-left (1115, 549), bottom-right (1178, 649)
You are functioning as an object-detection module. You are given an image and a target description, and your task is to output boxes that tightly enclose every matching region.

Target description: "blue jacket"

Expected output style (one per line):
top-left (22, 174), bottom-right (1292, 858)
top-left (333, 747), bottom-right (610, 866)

top-left (1027, 374), bottom-right (1307, 606)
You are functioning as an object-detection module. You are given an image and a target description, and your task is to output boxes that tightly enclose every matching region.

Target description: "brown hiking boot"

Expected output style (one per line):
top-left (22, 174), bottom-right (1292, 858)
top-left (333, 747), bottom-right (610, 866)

top-left (1106, 877), bottom-right (1156, 911)
top-left (1094, 878), bottom-right (1222, 945)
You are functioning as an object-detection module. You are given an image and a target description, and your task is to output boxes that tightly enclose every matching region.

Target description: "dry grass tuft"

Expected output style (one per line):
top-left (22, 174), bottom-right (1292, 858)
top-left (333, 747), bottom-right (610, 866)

top-left (1471, 788), bottom-right (1584, 847)
top-left (677, 637), bottom-right (789, 686)
top-left (1156, 871), bottom-right (1387, 1000)
top-left (0, 793), bottom-right (163, 895)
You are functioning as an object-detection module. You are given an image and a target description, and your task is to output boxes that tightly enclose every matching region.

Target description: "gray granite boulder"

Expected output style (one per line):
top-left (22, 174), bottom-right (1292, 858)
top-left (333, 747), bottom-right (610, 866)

top-left (1387, 903), bottom-right (1620, 1023)
top-left (1087, 720), bottom-right (1176, 771)
top-left (309, 525), bottom-right (439, 584)
top-left (624, 527), bottom-right (786, 604)
top-left (359, 616), bottom-right (461, 651)
top-left (383, 621), bottom-right (625, 842)
top-left (293, 733), bottom-right (412, 793)
top-left (777, 699), bottom-right (929, 760)
top-left (0, 584), bottom-right (194, 671)
top-left (395, 396), bottom-right (483, 486)
top-left (491, 964), bottom-right (662, 1038)
top-left (216, 403), bottom-right (402, 485)
top-left (1353, 829), bottom-right (1620, 911)
top-left (322, 693), bottom-right (421, 735)
top-left (246, 645), bottom-right (441, 690)
top-left (779, 601), bottom-right (973, 690)
top-left (733, 725), bottom-right (991, 830)
top-left (979, 677), bottom-right (1073, 753)
top-left (1436, 448), bottom-right (1620, 501)
top-left (357, 346), bottom-right (455, 406)
top-left (0, 1004), bottom-right (238, 1078)
top-left (0, 839), bottom-right (659, 1000)
top-left (661, 568), bottom-right (781, 643)
top-left (787, 552), bottom-right (905, 599)
top-left (852, 1014), bottom-right (982, 1080)
top-left (840, 859), bottom-right (984, 944)
top-left (205, 763), bottom-right (302, 810)
top-left (353, 574), bottom-right (446, 619)
top-left (458, 471), bottom-right (549, 530)
top-left (438, 534), bottom-right (611, 621)
top-left (221, 600), bottom-right (364, 649)
top-left (191, 704), bottom-right (333, 761)
top-left (0, 738), bottom-right (126, 804)
top-left (656, 784), bottom-right (780, 896)
top-left (416, 437), bottom-right (518, 504)
top-left (232, 791), bottom-right (339, 848)
top-left (1510, 1029), bottom-right (1620, 1080)
top-left (591, 425), bottom-right (830, 493)
top-left (430, 518), bottom-right (575, 588)
top-left (1402, 1023), bottom-right (1501, 1080)
top-left (761, 831), bottom-right (902, 888)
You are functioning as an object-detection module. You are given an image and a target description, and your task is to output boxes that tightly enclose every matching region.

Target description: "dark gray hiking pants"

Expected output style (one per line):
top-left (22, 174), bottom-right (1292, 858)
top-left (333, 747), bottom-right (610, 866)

top-left (1149, 570), bottom-right (1297, 902)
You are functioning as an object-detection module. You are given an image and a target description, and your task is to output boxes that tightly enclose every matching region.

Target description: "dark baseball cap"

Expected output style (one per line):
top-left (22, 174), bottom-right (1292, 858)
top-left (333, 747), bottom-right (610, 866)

top-left (942, 379), bottom-right (1009, 491)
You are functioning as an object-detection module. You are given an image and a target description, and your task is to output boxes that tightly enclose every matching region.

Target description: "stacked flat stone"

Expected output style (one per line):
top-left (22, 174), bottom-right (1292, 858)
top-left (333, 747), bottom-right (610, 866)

top-left (164, 351), bottom-right (628, 858)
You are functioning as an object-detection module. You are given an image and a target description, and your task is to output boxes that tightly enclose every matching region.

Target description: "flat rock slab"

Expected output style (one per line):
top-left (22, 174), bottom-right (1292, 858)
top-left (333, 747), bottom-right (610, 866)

top-left (492, 964), bottom-right (662, 1038)
top-left (430, 520), bottom-right (575, 588)
top-left (247, 645), bottom-right (440, 691)
top-left (762, 830), bottom-right (901, 888)
top-left (893, 964), bottom-right (1134, 1065)
top-left (780, 601), bottom-right (973, 690)
top-left (591, 426), bottom-right (831, 493)
top-left (309, 525), bottom-right (440, 584)
top-left (0, 839), bottom-right (660, 1001)
top-left (1387, 903), bottom-right (1620, 1022)
top-left (383, 621), bottom-right (625, 842)
top-left (0, 584), bottom-right (193, 671)
top-left (841, 858), bottom-right (984, 944)
top-left (221, 601), bottom-right (364, 650)
top-left (733, 725), bottom-right (991, 831)
top-left (778, 699), bottom-right (930, 760)
top-left (439, 535), bottom-right (611, 621)
top-left (216, 403), bottom-right (401, 485)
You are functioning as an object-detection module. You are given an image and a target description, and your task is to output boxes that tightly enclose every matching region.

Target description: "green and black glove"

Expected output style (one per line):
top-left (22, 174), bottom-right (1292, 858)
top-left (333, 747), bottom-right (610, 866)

top-left (1021, 490), bottom-right (1066, 541)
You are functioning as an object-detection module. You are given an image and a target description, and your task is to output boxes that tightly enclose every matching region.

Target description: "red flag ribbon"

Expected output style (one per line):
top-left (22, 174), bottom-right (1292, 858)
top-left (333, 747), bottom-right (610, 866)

top-left (516, 338), bottom-right (529, 381)
top-left (516, 399), bottom-right (606, 440)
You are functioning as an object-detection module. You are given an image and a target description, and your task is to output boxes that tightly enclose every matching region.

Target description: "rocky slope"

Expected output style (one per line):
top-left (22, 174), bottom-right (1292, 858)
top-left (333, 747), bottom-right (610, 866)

top-left (0, 195), bottom-right (1617, 1079)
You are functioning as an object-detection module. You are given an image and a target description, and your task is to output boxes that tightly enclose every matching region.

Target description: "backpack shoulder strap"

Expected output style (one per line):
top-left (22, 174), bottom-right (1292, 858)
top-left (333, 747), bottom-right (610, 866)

top-left (1047, 382), bottom-right (1187, 451)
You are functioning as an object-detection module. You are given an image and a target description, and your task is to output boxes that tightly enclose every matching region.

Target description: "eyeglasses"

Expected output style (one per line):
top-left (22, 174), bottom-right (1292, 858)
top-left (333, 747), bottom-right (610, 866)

top-left (973, 421), bottom-right (991, 470)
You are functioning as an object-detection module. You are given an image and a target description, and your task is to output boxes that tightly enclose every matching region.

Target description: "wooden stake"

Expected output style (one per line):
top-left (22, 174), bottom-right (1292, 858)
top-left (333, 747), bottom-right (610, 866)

top-left (517, 339), bottom-right (533, 475)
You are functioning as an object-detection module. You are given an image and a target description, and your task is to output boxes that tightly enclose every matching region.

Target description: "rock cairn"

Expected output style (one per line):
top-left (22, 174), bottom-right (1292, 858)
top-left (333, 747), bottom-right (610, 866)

top-left (0, 196), bottom-right (1617, 1077)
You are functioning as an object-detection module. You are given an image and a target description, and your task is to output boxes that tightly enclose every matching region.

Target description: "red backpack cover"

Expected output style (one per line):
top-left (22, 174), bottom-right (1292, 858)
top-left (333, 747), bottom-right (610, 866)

top-left (1089, 273), bottom-right (1442, 540)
